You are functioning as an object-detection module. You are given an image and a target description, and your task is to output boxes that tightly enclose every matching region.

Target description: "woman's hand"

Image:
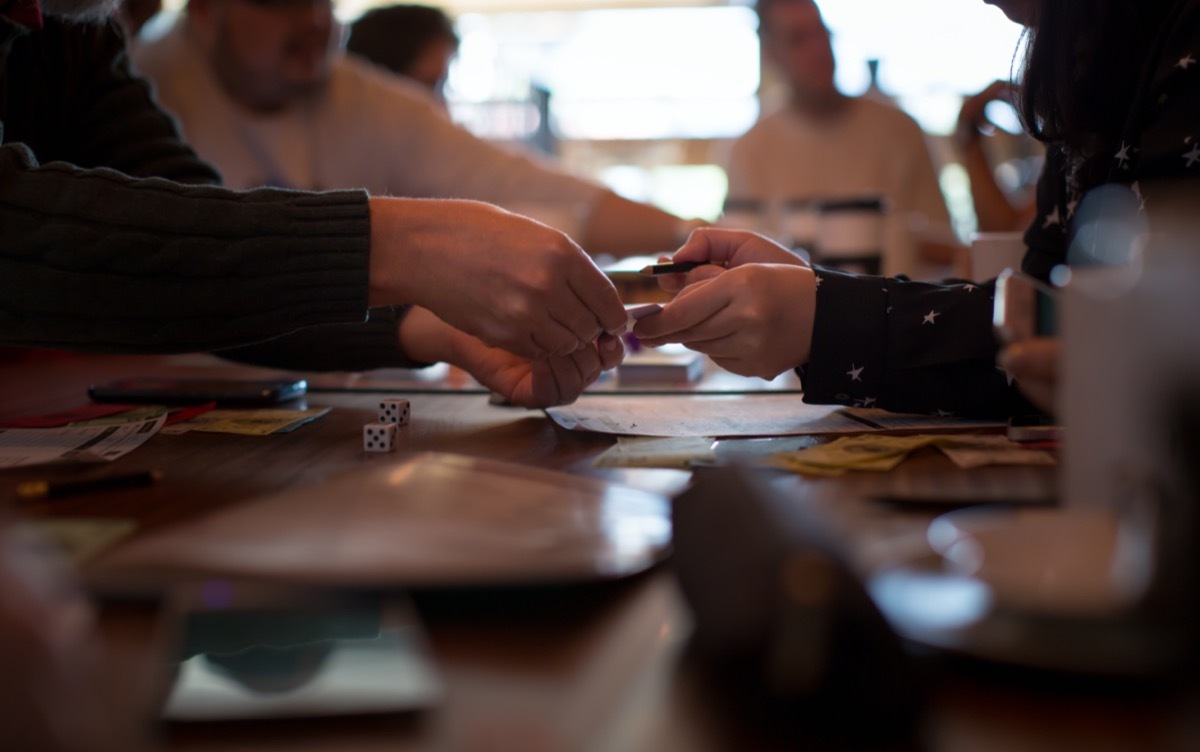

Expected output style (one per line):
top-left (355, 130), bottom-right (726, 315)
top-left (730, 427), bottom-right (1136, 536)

top-left (656, 228), bottom-right (808, 293)
top-left (998, 337), bottom-right (1061, 415)
top-left (635, 263), bottom-right (817, 380)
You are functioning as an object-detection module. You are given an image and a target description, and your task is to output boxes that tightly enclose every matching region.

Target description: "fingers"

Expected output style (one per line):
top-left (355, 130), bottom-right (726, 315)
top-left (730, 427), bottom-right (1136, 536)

top-left (550, 284), bottom-right (608, 347)
top-left (546, 353), bottom-right (584, 405)
top-left (596, 333), bottom-right (625, 371)
top-left (658, 263), bottom-right (725, 294)
top-left (634, 279), bottom-right (731, 344)
top-left (998, 338), bottom-right (1061, 382)
top-left (564, 255), bottom-right (627, 337)
top-left (527, 358), bottom-right (560, 407)
top-left (998, 337), bottom-right (1061, 414)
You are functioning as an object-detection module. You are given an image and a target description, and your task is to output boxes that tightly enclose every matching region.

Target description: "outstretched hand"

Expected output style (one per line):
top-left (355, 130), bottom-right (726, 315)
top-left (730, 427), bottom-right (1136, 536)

top-left (370, 198), bottom-right (627, 360)
top-left (656, 228), bottom-right (808, 293)
top-left (635, 262), bottom-right (817, 380)
top-left (399, 307), bottom-right (624, 407)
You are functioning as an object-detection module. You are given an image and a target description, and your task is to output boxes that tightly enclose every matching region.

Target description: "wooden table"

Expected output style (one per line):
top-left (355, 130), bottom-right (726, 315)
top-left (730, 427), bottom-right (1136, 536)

top-left (2, 355), bottom-right (1198, 752)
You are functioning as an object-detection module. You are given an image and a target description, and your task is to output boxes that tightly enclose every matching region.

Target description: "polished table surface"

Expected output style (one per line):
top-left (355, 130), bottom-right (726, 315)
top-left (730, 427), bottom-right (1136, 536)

top-left (2, 355), bottom-right (1198, 752)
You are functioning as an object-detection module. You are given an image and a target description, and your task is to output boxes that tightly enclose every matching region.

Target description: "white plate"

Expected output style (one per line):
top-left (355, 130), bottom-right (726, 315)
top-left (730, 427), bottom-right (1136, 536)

top-left (868, 507), bottom-right (1172, 676)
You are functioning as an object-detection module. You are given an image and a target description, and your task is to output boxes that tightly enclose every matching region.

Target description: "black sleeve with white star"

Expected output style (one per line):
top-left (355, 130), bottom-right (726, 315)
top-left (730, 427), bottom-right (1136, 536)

top-left (1022, 149), bottom-right (1071, 282)
top-left (801, 267), bottom-right (1033, 419)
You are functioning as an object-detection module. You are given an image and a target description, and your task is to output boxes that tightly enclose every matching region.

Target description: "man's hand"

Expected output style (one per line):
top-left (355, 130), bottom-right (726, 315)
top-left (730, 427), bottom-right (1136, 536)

top-left (370, 198), bottom-right (627, 360)
top-left (398, 307), bottom-right (624, 407)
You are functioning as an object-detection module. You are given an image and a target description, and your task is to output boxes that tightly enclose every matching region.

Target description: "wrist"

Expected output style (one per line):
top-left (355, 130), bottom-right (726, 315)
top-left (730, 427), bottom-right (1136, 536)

top-left (396, 306), bottom-right (457, 365)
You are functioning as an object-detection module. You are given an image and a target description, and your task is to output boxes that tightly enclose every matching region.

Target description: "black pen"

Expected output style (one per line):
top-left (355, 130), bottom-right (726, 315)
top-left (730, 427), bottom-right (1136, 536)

top-left (16, 469), bottom-right (163, 500)
top-left (639, 261), bottom-right (705, 275)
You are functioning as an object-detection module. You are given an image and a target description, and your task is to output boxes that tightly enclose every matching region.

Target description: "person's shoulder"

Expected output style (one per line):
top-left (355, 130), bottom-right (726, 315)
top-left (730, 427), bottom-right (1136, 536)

top-left (847, 96), bottom-right (928, 138)
top-left (733, 105), bottom-right (792, 144)
top-left (332, 54), bottom-right (447, 111)
top-left (851, 96), bottom-right (918, 125)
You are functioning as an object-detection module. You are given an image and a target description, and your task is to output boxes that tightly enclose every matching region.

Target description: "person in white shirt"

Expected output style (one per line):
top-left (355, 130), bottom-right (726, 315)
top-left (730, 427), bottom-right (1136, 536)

top-left (133, 0), bottom-right (702, 257)
top-left (726, 0), bottom-right (959, 278)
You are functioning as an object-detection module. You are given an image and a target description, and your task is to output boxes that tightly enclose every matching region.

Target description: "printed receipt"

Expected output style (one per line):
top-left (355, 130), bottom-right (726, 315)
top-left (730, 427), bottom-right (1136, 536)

top-left (0, 414), bottom-right (166, 469)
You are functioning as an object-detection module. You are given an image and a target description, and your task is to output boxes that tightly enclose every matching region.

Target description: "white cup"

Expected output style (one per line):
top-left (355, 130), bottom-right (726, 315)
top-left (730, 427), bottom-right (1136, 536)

top-left (969, 231), bottom-right (1027, 281)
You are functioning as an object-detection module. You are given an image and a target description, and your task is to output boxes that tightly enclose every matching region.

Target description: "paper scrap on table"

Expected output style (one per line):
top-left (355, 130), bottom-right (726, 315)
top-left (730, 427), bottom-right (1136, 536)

top-left (593, 436), bottom-right (717, 469)
top-left (546, 395), bottom-right (1004, 438)
top-left (70, 405), bottom-right (167, 426)
top-left (0, 415), bottom-right (166, 469)
top-left (936, 435), bottom-right (1059, 470)
top-left (0, 403), bottom-right (141, 428)
top-left (162, 407), bottom-right (331, 436)
top-left (771, 434), bottom-right (1056, 477)
top-left (16, 519), bottom-right (138, 566)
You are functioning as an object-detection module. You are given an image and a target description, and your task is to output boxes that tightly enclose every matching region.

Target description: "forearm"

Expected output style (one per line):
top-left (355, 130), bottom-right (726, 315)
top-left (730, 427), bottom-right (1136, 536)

top-left (801, 267), bottom-right (1032, 418)
top-left (962, 139), bottom-right (1025, 233)
top-left (0, 145), bottom-right (372, 353)
top-left (218, 307), bottom-right (431, 372)
top-left (580, 192), bottom-right (699, 257)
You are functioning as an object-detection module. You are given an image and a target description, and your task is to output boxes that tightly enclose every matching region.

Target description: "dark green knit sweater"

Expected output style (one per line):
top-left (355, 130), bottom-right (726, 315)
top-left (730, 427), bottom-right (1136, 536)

top-left (0, 15), bottom-right (417, 370)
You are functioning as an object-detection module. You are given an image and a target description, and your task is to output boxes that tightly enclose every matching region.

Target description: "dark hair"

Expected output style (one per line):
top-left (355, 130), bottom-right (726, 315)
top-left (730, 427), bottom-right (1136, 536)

top-left (347, 4), bottom-right (459, 76)
top-left (1019, 0), bottom-right (1178, 193)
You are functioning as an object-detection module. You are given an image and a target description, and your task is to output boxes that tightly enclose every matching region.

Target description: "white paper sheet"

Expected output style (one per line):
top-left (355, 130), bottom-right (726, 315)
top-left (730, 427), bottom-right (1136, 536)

top-left (0, 414), bottom-right (165, 468)
top-left (546, 396), bottom-right (1004, 438)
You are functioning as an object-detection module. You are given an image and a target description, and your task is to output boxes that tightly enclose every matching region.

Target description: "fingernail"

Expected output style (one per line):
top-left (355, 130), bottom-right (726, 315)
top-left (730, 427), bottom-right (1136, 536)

top-left (603, 337), bottom-right (618, 351)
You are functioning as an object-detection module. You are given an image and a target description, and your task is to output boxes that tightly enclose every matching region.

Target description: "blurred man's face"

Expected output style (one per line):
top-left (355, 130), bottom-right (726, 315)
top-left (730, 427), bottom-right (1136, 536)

top-left (192, 0), bottom-right (338, 112)
top-left (761, 1), bottom-right (838, 105)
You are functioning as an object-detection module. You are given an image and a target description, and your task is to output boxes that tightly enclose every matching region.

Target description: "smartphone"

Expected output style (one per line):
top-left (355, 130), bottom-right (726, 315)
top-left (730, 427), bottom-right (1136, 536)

top-left (993, 269), bottom-right (1058, 343)
top-left (88, 377), bottom-right (307, 406)
top-left (163, 583), bottom-right (443, 722)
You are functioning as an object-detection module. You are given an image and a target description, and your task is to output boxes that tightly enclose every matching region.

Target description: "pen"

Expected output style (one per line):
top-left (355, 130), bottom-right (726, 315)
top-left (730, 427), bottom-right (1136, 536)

top-left (639, 261), bottom-right (705, 275)
top-left (16, 469), bottom-right (163, 500)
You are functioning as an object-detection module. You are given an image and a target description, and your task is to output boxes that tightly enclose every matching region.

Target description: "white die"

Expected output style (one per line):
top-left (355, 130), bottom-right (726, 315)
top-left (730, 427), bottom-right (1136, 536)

top-left (363, 422), bottom-right (398, 452)
top-left (378, 398), bottom-right (410, 426)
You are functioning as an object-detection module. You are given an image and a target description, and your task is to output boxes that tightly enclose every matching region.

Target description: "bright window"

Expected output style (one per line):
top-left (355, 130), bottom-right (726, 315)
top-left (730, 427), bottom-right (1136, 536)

top-left (446, 6), bottom-right (761, 140)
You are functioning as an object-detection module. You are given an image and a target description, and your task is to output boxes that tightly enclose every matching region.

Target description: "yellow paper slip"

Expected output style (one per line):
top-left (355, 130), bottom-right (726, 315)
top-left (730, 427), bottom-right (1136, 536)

top-left (771, 434), bottom-right (1056, 477)
top-left (162, 407), bottom-right (331, 436)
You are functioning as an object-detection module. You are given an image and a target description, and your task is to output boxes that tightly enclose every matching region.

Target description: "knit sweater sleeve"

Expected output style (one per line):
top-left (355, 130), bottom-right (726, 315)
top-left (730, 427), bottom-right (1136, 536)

top-left (0, 19), bottom-right (427, 369)
top-left (0, 142), bottom-right (377, 353)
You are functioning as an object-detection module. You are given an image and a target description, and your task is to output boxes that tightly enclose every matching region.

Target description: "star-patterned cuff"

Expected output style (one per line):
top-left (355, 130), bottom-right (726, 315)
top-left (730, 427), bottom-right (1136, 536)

top-left (801, 267), bottom-right (890, 409)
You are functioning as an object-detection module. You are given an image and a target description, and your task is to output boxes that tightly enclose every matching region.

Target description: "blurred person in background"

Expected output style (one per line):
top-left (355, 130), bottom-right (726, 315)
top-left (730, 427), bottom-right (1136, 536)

top-left (132, 0), bottom-right (704, 258)
top-left (346, 3), bottom-right (457, 101)
top-left (638, 0), bottom-right (1197, 419)
top-left (3, 0), bottom-right (632, 408)
top-left (726, 0), bottom-right (960, 278)
top-left (956, 79), bottom-right (1040, 233)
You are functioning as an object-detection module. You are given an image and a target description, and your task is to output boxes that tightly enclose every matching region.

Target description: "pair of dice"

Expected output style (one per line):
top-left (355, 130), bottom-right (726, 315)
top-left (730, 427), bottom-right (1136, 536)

top-left (363, 398), bottom-right (410, 452)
